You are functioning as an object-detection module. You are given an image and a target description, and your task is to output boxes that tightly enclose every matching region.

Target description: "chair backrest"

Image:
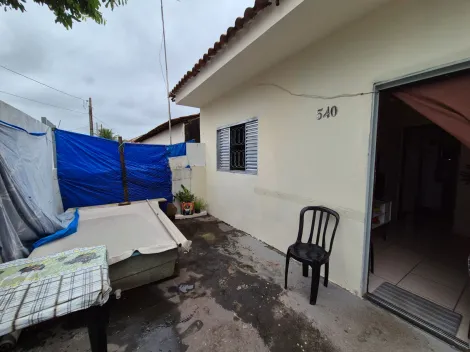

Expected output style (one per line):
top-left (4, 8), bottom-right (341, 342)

top-left (296, 206), bottom-right (340, 254)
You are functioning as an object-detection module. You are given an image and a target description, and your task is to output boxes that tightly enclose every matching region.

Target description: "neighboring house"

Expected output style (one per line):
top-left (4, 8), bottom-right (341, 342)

top-left (134, 114), bottom-right (200, 144)
top-left (170, 0), bottom-right (470, 346)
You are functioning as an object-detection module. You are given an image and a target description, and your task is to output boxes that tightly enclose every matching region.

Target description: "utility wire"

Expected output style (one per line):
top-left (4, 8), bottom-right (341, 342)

top-left (0, 90), bottom-right (89, 115)
top-left (69, 125), bottom-right (90, 132)
top-left (0, 90), bottom-right (118, 133)
top-left (257, 83), bottom-right (376, 100)
top-left (0, 64), bottom-right (87, 102)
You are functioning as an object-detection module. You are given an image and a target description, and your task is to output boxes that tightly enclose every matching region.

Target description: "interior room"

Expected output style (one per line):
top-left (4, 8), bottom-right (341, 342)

top-left (367, 71), bottom-right (470, 343)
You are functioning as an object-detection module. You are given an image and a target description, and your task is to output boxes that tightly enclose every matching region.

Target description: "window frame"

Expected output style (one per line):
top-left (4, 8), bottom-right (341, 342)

top-left (216, 117), bottom-right (258, 175)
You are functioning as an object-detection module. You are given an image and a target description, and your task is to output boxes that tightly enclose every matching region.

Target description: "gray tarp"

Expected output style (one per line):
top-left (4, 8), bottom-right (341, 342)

top-left (0, 122), bottom-right (73, 262)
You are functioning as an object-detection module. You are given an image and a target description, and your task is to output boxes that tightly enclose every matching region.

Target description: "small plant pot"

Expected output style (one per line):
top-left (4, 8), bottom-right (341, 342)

top-left (194, 207), bottom-right (201, 214)
top-left (181, 202), bottom-right (194, 215)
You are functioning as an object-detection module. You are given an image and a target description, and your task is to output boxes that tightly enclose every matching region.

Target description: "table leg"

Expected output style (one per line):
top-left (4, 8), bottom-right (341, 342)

top-left (87, 304), bottom-right (109, 352)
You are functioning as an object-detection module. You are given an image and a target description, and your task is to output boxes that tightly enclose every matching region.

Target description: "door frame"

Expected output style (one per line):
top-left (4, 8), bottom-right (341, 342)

top-left (361, 58), bottom-right (470, 296)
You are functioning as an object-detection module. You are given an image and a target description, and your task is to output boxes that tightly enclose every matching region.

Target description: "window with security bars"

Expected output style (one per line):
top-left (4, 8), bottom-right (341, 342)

top-left (217, 118), bottom-right (258, 174)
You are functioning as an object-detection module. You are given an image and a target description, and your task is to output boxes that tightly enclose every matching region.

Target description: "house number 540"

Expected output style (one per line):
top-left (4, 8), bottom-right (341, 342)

top-left (317, 106), bottom-right (338, 120)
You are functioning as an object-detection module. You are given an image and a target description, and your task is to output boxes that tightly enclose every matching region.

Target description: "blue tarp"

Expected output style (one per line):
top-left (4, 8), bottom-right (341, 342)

top-left (166, 140), bottom-right (195, 158)
top-left (55, 129), bottom-right (173, 210)
top-left (124, 143), bottom-right (173, 203)
top-left (166, 142), bottom-right (186, 158)
top-left (56, 130), bottom-right (123, 209)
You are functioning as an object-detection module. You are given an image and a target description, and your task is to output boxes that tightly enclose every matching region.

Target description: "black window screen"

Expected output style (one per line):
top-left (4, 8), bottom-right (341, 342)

top-left (230, 123), bottom-right (246, 171)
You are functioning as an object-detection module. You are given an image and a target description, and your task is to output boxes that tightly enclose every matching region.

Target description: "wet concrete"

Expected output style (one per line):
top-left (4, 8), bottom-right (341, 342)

top-left (16, 216), bottom-right (453, 352)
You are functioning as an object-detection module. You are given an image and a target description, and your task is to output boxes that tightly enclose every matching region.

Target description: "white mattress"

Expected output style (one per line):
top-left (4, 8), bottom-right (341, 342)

top-left (30, 200), bottom-right (191, 265)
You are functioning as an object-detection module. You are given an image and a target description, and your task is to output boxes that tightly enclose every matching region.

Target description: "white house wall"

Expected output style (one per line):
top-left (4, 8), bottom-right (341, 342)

top-left (141, 123), bottom-right (185, 145)
top-left (170, 143), bottom-right (207, 214)
top-left (199, 0), bottom-right (470, 295)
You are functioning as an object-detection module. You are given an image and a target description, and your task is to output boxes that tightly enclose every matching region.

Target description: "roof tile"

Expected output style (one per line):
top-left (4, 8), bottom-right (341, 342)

top-left (169, 0), bottom-right (274, 101)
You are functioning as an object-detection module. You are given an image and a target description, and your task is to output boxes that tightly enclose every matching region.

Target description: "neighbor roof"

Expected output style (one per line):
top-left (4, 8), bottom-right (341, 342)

top-left (169, 0), bottom-right (278, 101)
top-left (133, 114), bottom-right (200, 142)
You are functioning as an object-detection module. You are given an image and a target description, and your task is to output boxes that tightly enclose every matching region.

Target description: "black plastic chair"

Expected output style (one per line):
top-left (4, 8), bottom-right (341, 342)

top-left (285, 206), bottom-right (340, 305)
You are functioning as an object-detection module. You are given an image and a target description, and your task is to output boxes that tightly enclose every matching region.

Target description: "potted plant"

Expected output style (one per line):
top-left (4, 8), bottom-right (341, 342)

top-left (174, 185), bottom-right (195, 215)
top-left (194, 197), bottom-right (207, 214)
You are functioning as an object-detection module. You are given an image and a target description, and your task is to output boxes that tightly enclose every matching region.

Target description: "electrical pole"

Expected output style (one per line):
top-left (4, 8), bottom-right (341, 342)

top-left (88, 97), bottom-right (94, 136)
top-left (95, 122), bottom-right (99, 136)
top-left (160, 0), bottom-right (172, 145)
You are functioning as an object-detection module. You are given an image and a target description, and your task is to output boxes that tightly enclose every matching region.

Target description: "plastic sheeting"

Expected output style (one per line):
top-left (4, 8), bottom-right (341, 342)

top-left (167, 142), bottom-right (187, 158)
top-left (394, 72), bottom-right (470, 149)
top-left (124, 143), bottom-right (173, 203)
top-left (32, 209), bottom-right (79, 249)
top-left (56, 130), bottom-right (123, 209)
top-left (0, 121), bottom-right (74, 261)
top-left (56, 129), bottom-right (172, 210)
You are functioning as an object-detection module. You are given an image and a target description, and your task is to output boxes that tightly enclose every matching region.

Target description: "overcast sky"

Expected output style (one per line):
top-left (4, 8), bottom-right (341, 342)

top-left (0, 0), bottom-right (254, 139)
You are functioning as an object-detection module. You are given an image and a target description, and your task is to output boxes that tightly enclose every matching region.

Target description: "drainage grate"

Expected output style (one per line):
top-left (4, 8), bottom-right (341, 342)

top-left (373, 282), bottom-right (462, 336)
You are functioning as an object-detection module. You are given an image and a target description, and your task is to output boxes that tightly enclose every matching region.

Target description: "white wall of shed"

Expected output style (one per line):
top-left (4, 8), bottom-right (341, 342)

top-left (198, 0), bottom-right (470, 295)
top-left (0, 100), bottom-right (63, 213)
top-left (141, 123), bottom-right (185, 145)
top-left (170, 143), bottom-right (207, 214)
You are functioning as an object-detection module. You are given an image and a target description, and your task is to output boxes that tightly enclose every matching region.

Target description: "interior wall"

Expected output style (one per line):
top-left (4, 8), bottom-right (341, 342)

top-left (199, 0), bottom-right (470, 295)
top-left (454, 146), bottom-right (470, 236)
top-left (376, 97), bottom-right (431, 219)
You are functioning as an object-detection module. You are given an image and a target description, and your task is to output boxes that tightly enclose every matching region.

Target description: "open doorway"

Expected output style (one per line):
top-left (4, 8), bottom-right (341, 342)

top-left (367, 70), bottom-right (470, 347)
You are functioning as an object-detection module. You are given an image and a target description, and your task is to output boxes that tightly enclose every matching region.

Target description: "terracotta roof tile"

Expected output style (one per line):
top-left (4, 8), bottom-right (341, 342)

top-left (169, 0), bottom-right (275, 101)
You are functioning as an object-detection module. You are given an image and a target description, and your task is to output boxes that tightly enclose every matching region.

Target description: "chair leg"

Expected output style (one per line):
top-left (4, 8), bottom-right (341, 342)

top-left (302, 264), bottom-right (309, 277)
top-left (284, 253), bottom-right (291, 289)
top-left (310, 265), bottom-right (321, 305)
top-left (323, 262), bottom-right (329, 287)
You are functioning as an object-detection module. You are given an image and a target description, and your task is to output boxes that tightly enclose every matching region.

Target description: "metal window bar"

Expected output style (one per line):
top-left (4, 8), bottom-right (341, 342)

top-left (230, 124), bottom-right (246, 170)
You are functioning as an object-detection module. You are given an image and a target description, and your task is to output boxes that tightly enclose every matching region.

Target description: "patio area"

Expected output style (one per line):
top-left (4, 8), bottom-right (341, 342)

top-left (16, 216), bottom-right (452, 352)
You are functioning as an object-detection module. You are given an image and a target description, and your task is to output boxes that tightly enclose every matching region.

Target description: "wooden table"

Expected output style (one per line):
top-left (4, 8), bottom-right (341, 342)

top-left (0, 246), bottom-right (111, 351)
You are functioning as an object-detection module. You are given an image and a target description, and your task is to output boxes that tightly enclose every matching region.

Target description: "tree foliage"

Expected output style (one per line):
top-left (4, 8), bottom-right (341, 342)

top-left (98, 127), bottom-right (115, 140)
top-left (1, 0), bottom-right (128, 29)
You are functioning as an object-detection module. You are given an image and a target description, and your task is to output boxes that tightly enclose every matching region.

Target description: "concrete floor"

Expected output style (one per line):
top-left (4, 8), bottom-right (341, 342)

top-left (16, 216), bottom-right (453, 352)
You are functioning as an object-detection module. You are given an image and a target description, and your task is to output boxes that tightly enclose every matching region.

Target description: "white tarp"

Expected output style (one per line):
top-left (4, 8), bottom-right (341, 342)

top-left (0, 122), bottom-right (74, 261)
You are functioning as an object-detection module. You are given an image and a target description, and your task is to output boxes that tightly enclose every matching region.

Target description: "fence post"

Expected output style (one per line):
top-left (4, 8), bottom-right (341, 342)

top-left (118, 136), bottom-right (130, 205)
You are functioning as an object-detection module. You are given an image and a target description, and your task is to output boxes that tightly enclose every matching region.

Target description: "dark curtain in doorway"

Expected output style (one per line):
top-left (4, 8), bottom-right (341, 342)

top-left (394, 72), bottom-right (470, 149)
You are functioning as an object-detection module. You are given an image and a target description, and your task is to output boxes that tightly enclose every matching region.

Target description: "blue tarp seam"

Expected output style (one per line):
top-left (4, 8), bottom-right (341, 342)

top-left (0, 119), bottom-right (47, 136)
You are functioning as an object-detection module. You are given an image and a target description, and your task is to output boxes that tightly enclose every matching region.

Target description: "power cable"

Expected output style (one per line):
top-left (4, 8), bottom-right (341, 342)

top-left (69, 125), bottom-right (90, 132)
top-left (0, 90), bottom-right (89, 115)
top-left (93, 115), bottom-right (117, 132)
top-left (0, 64), bottom-right (87, 102)
top-left (0, 90), bottom-right (118, 133)
top-left (257, 83), bottom-right (376, 100)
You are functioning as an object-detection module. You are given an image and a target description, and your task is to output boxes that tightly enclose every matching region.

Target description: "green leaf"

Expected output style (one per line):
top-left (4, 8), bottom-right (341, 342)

top-left (0, 0), bottom-right (128, 28)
